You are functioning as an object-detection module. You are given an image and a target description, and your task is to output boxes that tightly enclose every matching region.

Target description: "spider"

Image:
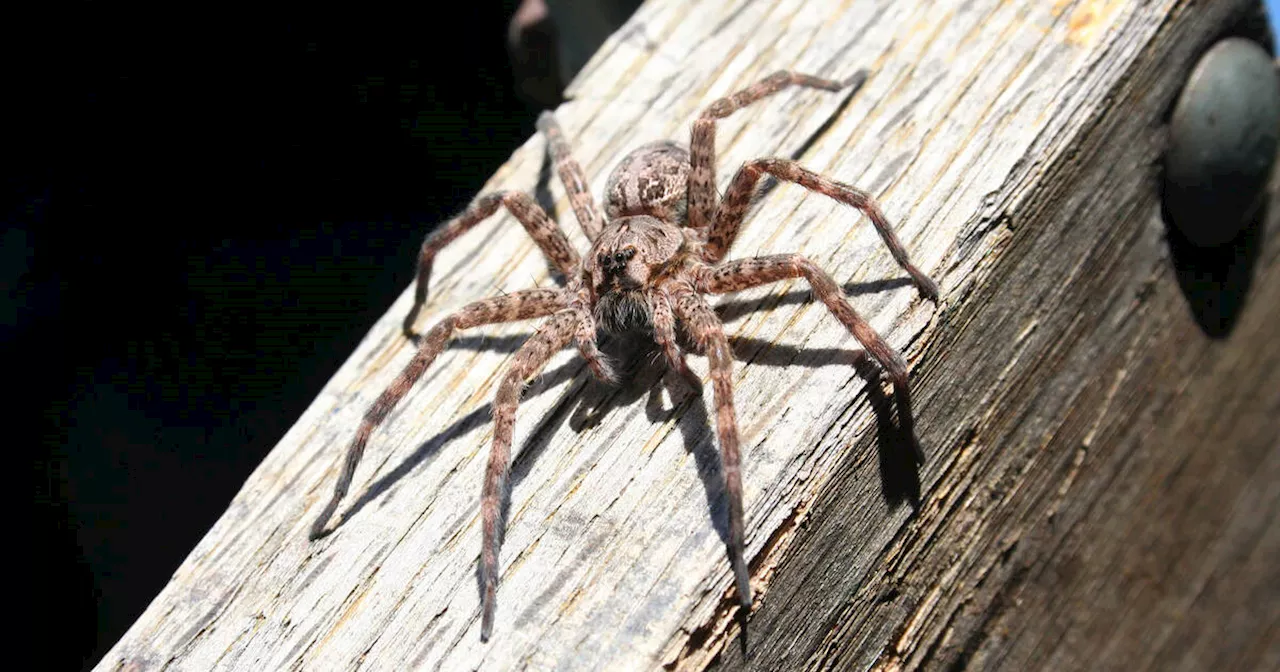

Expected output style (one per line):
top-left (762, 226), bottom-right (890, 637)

top-left (309, 69), bottom-right (939, 641)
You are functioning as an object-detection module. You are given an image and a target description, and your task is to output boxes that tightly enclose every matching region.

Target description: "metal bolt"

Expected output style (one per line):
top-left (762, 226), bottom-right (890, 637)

top-left (1164, 37), bottom-right (1280, 247)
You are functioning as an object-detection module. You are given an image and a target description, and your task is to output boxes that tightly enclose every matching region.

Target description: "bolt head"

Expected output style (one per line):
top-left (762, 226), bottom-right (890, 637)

top-left (1165, 37), bottom-right (1280, 247)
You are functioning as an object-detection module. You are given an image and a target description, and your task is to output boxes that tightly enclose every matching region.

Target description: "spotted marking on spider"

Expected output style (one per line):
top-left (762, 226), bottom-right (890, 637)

top-left (309, 69), bottom-right (940, 641)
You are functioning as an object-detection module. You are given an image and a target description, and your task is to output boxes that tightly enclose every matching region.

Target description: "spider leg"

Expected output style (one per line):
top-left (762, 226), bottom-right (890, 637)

top-left (538, 112), bottom-right (606, 242)
top-left (704, 158), bottom-right (939, 302)
top-left (697, 255), bottom-right (925, 462)
top-left (670, 288), bottom-right (751, 614)
top-left (404, 191), bottom-right (580, 337)
top-left (651, 290), bottom-right (702, 392)
top-left (310, 288), bottom-right (569, 541)
top-left (688, 69), bottom-right (866, 231)
top-left (481, 309), bottom-right (578, 640)
top-left (572, 306), bottom-right (618, 384)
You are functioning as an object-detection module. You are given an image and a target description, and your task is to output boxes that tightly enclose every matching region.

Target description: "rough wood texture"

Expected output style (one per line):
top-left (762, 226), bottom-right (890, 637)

top-left (98, 1), bottom-right (1279, 669)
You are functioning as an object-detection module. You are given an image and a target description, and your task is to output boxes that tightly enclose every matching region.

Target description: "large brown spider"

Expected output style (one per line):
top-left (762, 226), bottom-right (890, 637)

top-left (310, 69), bottom-right (939, 641)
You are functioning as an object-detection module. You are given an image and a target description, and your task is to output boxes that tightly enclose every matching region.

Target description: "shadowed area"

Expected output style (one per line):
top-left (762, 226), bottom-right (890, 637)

top-left (1164, 198), bottom-right (1267, 338)
top-left (322, 287), bottom-right (925, 643)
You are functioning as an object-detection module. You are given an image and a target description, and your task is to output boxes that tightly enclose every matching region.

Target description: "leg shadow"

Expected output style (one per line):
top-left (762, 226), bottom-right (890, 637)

top-left (708, 331), bottom-right (923, 511)
top-left (448, 333), bottom-right (535, 355)
top-left (852, 357), bottom-right (922, 512)
top-left (336, 357), bottom-right (586, 526)
top-left (339, 313), bottom-right (924, 632)
top-left (715, 278), bottom-right (914, 324)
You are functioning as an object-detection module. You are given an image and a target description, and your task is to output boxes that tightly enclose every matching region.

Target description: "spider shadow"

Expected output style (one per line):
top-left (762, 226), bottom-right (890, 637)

top-left (853, 356), bottom-right (923, 512)
top-left (711, 277), bottom-right (923, 509)
top-left (509, 326), bottom-right (922, 652)
top-left (391, 280), bottom-right (927, 533)
top-left (335, 282), bottom-right (924, 636)
top-left (682, 331), bottom-right (923, 525)
top-left (337, 357), bottom-right (589, 526)
top-left (433, 277), bottom-right (926, 532)
top-left (714, 278), bottom-right (913, 324)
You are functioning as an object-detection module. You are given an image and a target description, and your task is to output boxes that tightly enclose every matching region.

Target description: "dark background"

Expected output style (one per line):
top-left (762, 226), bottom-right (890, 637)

top-left (13, 3), bottom-right (557, 669)
top-left (11, 3), bottom-right (1279, 670)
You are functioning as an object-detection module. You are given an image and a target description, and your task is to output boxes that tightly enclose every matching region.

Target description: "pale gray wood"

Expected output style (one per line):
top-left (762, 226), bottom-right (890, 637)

top-left (96, 1), bottom-right (1279, 670)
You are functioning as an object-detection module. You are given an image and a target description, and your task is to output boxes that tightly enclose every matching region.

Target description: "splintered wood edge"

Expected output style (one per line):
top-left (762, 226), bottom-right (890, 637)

top-left (93, 1), bottom-right (1272, 670)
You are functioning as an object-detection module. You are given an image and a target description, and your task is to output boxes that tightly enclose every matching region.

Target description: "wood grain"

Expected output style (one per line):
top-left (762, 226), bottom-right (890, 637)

top-left (96, 1), bottom-right (1279, 669)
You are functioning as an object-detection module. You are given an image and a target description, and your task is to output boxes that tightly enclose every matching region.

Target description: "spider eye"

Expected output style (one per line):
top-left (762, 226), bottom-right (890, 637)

top-left (613, 252), bottom-right (625, 263)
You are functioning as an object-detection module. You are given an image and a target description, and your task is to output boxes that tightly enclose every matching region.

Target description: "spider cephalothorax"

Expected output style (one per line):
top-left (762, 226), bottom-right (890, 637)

top-left (310, 69), bottom-right (939, 642)
top-left (588, 215), bottom-right (690, 332)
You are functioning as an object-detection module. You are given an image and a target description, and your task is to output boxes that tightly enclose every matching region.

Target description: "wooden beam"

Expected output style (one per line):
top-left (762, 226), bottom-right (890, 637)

top-left (97, 1), bottom-right (1279, 669)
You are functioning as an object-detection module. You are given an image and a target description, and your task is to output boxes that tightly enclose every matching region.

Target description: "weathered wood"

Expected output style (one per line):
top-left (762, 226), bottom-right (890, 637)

top-left (97, 1), bottom-right (1279, 670)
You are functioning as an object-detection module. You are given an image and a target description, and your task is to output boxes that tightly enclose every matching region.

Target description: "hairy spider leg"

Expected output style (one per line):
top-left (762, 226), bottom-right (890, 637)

top-left (539, 112), bottom-right (607, 242)
top-left (688, 70), bottom-right (864, 231)
top-left (650, 289), bottom-right (702, 392)
top-left (571, 300), bottom-right (618, 384)
top-left (696, 254), bottom-right (925, 462)
top-left (312, 288), bottom-right (569, 540)
top-left (706, 158), bottom-right (939, 301)
top-left (405, 191), bottom-right (580, 337)
top-left (669, 288), bottom-right (752, 613)
top-left (481, 309), bottom-right (579, 640)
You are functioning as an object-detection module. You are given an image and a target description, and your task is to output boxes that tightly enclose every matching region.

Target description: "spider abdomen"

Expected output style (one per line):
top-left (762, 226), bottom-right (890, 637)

top-left (604, 141), bottom-right (691, 224)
